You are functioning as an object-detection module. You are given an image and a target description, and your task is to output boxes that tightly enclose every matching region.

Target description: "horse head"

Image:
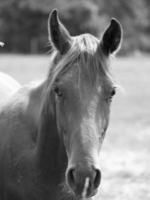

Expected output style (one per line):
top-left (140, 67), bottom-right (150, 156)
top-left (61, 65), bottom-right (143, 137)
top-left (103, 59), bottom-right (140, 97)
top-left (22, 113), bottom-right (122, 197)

top-left (47, 9), bottom-right (122, 198)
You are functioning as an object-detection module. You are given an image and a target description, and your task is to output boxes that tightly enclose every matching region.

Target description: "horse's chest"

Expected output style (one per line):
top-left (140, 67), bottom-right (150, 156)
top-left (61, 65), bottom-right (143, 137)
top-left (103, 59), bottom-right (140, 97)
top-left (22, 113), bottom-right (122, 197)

top-left (2, 164), bottom-right (63, 200)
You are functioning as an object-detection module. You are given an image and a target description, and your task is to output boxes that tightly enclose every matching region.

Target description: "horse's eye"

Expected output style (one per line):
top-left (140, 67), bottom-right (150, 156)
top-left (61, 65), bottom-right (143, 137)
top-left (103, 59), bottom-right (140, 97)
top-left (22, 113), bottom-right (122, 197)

top-left (111, 88), bottom-right (116, 97)
top-left (54, 86), bottom-right (63, 97)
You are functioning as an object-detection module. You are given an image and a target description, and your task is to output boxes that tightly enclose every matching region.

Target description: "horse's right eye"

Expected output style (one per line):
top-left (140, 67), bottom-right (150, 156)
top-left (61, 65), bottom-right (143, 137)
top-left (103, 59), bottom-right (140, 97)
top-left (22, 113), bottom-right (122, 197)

top-left (54, 86), bottom-right (63, 97)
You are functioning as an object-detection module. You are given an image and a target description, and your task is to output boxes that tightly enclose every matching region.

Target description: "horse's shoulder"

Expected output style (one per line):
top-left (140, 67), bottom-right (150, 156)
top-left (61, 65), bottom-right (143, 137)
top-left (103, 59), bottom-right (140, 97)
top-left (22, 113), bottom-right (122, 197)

top-left (0, 72), bottom-right (20, 104)
top-left (0, 80), bottom-right (42, 109)
top-left (0, 72), bottom-right (20, 93)
top-left (0, 83), bottom-right (40, 144)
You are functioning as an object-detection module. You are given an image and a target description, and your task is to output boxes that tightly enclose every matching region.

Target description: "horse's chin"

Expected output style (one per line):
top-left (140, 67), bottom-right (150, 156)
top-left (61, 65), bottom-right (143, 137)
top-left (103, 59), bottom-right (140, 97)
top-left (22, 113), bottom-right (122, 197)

top-left (59, 181), bottom-right (77, 200)
top-left (75, 188), bottom-right (98, 200)
top-left (59, 181), bottom-right (98, 200)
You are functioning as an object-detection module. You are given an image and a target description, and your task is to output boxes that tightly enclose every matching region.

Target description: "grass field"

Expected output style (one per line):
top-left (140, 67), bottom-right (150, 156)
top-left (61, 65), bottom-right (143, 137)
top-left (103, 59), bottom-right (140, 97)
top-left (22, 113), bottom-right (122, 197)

top-left (0, 54), bottom-right (150, 199)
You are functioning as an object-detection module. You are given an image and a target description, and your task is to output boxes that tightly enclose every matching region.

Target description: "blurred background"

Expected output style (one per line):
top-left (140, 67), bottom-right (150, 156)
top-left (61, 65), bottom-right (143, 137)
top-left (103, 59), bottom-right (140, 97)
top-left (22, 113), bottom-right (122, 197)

top-left (0, 0), bottom-right (150, 54)
top-left (0, 0), bottom-right (150, 200)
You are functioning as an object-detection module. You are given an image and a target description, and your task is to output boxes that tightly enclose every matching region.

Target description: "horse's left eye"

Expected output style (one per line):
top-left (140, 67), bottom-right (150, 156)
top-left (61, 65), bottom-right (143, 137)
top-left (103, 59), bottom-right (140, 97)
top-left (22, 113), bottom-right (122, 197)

top-left (110, 88), bottom-right (116, 97)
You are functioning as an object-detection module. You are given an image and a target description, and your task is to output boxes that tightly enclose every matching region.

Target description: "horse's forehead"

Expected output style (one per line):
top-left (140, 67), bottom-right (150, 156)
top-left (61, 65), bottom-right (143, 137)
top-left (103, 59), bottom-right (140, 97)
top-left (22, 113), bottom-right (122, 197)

top-left (61, 66), bottom-right (106, 96)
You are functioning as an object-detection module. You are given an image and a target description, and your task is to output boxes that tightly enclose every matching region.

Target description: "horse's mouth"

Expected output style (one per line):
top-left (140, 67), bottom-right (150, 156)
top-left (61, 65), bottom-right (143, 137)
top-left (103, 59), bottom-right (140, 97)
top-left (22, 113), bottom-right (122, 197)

top-left (76, 188), bottom-right (98, 199)
top-left (68, 183), bottom-right (98, 199)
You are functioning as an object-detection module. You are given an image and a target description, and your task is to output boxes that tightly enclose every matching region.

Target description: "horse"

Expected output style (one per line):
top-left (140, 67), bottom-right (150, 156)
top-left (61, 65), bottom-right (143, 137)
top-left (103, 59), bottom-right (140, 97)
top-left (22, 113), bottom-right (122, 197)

top-left (0, 72), bottom-right (20, 104)
top-left (0, 9), bottom-right (122, 200)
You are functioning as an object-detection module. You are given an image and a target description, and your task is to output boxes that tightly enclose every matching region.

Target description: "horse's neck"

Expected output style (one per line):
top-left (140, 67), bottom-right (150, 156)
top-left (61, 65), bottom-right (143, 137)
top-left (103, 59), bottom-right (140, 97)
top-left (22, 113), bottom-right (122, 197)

top-left (32, 81), bottom-right (67, 181)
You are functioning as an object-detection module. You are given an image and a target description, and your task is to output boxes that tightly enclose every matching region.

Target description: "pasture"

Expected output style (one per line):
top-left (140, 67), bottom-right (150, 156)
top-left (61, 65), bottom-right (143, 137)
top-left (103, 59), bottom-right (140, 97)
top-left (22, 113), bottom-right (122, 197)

top-left (0, 54), bottom-right (149, 199)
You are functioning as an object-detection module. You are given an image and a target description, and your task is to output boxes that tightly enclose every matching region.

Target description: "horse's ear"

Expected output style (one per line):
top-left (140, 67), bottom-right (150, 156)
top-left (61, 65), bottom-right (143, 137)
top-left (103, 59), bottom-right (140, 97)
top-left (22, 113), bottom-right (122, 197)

top-left (100, 18), bottom-right (122, 55)
top-left (48, 9), bottom-right (72, 54)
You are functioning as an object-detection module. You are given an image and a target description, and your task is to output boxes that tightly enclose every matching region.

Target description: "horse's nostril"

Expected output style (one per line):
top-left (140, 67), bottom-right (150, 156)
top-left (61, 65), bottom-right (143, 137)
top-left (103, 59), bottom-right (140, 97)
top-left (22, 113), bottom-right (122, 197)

top-left (93, 169), bottom-right (101, 189)
top-left (67, 166), bottom-right (101, 197)
top-left (67, 168), bottom-right (75, 188)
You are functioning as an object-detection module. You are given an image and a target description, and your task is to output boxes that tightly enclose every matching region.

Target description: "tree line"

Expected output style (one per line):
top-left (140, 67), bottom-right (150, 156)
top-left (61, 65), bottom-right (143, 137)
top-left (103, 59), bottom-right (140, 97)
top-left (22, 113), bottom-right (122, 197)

top-left (0, 0), bottom-right (149, 55)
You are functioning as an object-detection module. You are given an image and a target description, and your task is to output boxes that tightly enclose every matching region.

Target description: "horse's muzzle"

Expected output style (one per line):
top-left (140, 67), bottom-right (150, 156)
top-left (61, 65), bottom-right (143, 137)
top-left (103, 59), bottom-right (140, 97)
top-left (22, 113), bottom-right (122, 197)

top-left (66, 165), bottom-right (101, 198)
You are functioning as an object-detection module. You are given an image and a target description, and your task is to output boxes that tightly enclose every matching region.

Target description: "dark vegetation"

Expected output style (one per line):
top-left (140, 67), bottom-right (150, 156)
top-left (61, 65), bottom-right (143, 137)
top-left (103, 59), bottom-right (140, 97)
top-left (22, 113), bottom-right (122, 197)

top-left (0, 0), bottom-right (149, 54)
